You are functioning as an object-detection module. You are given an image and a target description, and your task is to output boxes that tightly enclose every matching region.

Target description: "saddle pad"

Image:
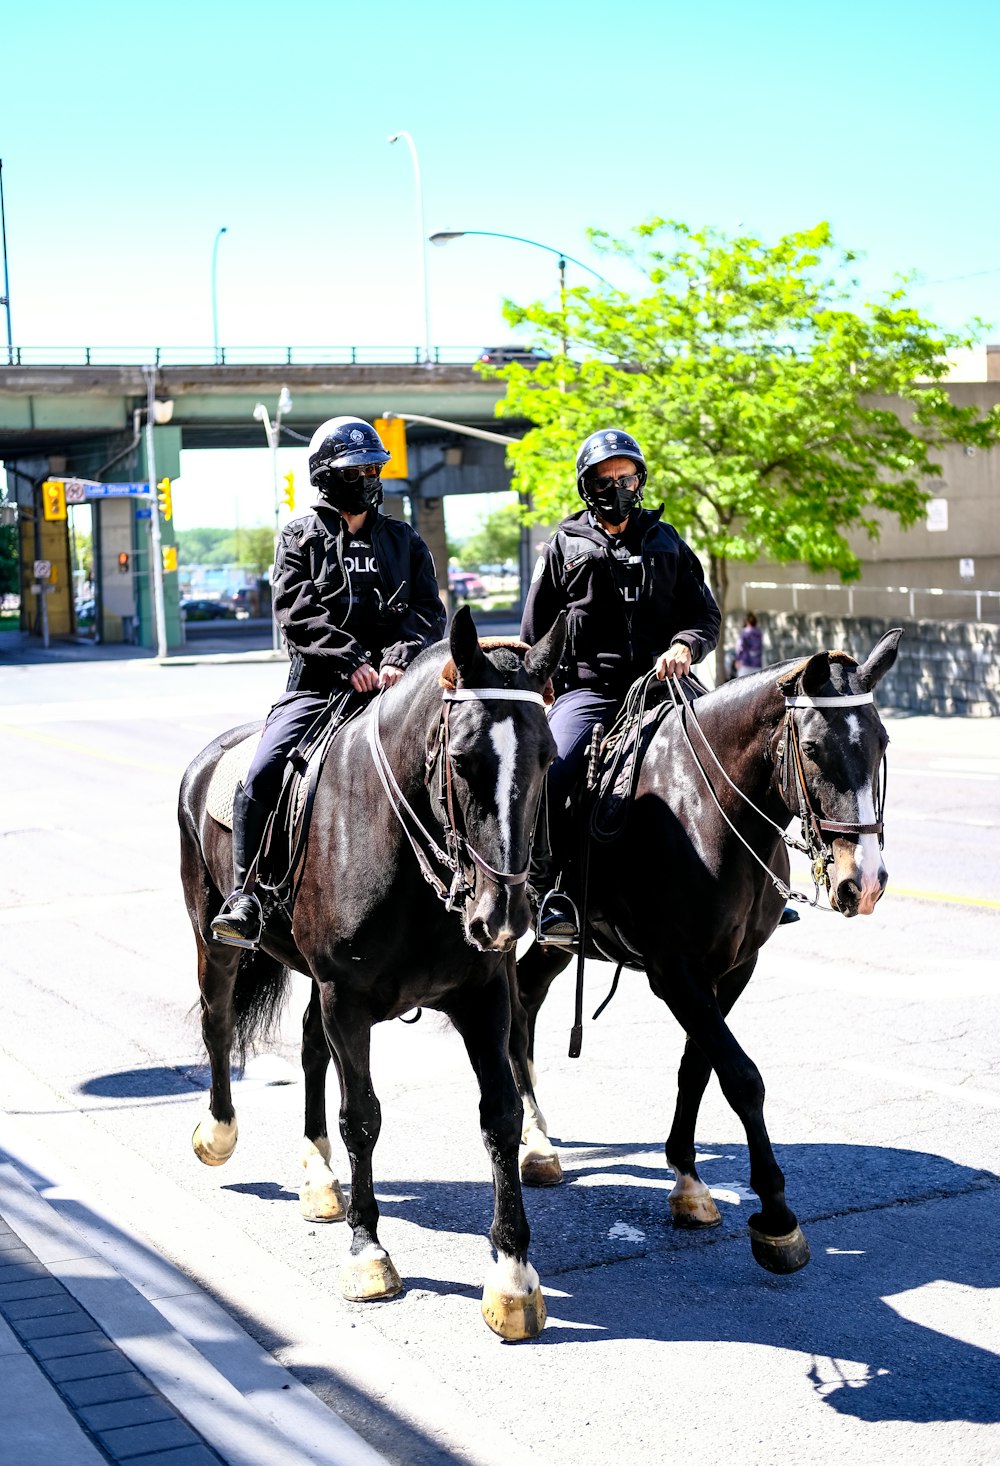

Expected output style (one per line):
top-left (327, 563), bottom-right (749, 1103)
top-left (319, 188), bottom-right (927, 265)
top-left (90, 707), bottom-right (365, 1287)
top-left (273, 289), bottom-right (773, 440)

top-left (206, 731), bottom-right (260, 829)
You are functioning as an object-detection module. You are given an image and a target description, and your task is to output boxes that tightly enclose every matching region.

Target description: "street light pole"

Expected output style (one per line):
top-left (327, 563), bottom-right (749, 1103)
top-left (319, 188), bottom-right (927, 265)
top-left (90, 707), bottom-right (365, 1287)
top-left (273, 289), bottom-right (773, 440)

top-left (253, 387), bottom-right (293, 652)
top-left (0, 158), bottom-right (13, 364)
top-left (143, 366), bottom-right (169, 659)
top-left (211, 226), bottom-right (228, 364)
top-left (388, 132), bottom-right (432, 365)
top-left (430, 229), bottom-right (612, 359)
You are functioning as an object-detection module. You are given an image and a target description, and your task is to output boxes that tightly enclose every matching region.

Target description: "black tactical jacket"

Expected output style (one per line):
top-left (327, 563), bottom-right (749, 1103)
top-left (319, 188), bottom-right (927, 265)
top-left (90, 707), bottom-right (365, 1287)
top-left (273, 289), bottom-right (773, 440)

top-left (521, 506), bottom-right (721, 699)
top-left (273, 503), bottom-right (446, 695)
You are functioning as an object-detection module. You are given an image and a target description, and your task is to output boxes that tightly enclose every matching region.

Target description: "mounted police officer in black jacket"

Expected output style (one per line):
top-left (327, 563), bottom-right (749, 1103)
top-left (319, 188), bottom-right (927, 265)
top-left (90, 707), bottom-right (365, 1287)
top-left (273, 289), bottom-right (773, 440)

top-left (521, 427), bottom-right (721, 945)
top-left (211, 416), bottom-right (447, 948)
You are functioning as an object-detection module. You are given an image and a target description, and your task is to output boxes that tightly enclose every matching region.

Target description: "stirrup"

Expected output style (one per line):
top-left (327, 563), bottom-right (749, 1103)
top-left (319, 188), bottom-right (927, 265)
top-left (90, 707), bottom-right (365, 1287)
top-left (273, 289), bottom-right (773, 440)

top-left (536, 890), bottom-right (579, 948)
top-left (210, 890), bottom-right (263, 950)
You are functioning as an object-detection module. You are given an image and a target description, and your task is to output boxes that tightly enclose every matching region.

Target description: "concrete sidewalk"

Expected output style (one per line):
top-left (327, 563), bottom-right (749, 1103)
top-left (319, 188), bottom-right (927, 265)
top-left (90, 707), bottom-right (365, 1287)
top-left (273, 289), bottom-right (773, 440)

top-left (0, 1159), bottom-right (386, 1466)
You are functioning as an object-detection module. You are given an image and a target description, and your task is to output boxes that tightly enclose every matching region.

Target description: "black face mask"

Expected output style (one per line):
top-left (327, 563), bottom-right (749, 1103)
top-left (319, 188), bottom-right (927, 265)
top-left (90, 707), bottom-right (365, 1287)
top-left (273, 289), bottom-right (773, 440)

top-left (320, 471), bottom-right (382, 515)
top-left (590, 486), bottom-right (640, 524)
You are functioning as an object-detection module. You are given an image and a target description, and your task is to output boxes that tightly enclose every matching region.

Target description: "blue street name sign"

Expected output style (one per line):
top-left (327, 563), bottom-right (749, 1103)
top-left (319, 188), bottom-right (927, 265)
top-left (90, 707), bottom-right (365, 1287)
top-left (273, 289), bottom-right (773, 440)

top-left (86, 482), bottom-right (151, 498)
top-left (135, 506), bottom-right (152, 519)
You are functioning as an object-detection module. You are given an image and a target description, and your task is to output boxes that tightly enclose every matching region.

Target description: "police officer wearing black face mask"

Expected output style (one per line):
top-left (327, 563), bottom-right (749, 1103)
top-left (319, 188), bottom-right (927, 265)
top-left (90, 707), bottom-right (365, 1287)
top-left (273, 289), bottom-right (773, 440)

top-left (520, 427), bottom-right (721, 944)
top-left (211, 416), bottom-right (447, 948)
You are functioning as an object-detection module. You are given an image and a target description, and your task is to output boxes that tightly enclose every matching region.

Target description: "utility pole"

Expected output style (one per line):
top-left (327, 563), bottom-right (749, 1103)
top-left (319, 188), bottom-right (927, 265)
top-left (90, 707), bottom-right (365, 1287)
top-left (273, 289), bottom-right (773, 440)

top-left (0, 158), bottom-right (13, 364)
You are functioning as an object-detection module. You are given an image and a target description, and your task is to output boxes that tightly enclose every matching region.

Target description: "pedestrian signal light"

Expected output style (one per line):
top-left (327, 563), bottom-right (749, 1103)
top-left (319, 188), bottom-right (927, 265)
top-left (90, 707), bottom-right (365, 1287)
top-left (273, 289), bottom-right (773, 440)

top-left (162, 545), bottom-right (178, 574)
top-left (157, 477), bottom-right (173, 520)
top-left (42, 479), bottom-right (67, 521)
top-left (118, 551), bottom-right (130, 574)
top-left (282, 471), bottom-right (295, 511)
top-left (374, 417), bottom-right (408, 480)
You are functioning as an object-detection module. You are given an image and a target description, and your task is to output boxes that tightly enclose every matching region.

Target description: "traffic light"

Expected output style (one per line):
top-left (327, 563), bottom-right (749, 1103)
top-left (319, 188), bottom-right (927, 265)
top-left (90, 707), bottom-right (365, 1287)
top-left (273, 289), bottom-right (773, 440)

top-left (118, 552), bottom-right (130, 574)
top-left (42, 479), bottom-right (67, 521)
top-left (374, 417), bottom-right (408, 480)
top-left (282, 471), bottom-right (295, 511)
top-left (162, 545), bottom-right (178, 574)
top-left (157, 477), bottom-right (173, 521)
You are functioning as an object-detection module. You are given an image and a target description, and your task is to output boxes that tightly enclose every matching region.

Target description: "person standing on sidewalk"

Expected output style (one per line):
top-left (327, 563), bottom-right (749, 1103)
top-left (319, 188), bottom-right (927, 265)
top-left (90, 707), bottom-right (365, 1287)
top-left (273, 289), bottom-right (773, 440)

top-left (734, 611), bottom-right (763, 676)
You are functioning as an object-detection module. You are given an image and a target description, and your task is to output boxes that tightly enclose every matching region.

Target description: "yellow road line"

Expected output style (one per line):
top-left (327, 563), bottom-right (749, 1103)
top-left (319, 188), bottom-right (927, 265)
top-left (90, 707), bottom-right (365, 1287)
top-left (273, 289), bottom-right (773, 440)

top-left (0, 723), bottom-right (177, 775)
top-left (888, 886), bottom-right (1000, 910)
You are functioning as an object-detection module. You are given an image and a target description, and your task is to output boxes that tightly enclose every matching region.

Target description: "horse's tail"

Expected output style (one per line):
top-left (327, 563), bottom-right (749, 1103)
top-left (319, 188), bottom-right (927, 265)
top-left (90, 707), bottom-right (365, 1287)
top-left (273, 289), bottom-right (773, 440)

top-left (232, 948), bottom-right (292, 1071)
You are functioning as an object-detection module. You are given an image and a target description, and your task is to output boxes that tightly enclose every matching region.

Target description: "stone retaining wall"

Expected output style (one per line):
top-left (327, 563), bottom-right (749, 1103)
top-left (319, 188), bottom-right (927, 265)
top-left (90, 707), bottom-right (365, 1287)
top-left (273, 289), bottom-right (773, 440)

top-left (725, 611), bottom-right (999, 717)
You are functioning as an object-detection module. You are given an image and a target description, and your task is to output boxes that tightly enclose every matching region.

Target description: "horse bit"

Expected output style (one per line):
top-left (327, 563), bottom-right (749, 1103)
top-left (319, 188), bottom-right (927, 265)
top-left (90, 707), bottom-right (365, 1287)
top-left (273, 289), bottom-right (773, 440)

top-left (367, 686), bottom-right (547, 913)
top-left (663, 677), bottom-right (887, 909)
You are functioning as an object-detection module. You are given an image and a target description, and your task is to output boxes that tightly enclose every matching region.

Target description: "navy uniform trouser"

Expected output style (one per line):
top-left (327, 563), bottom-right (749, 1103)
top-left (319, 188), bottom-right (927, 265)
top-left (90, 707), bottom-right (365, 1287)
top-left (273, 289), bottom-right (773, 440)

top-left (243, 691), bottom-right (335, 806)
top-left (545, 688), bottom-right (619, 873)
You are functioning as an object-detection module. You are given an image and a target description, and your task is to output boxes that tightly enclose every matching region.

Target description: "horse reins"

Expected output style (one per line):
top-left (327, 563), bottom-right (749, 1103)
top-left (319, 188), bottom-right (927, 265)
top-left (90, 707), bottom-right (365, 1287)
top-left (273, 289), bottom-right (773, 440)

top-left (663, 676), bottom-right (887, 910)
top-left (368, 685), bottom-right (546, 914)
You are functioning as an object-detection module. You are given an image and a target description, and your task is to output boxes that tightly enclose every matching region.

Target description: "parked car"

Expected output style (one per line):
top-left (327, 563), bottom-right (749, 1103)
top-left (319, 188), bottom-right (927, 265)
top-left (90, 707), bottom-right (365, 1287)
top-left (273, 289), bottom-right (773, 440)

top-left (181, 598), bottom-right (237, 622)
top-left (448, 570), bottom-right (487, 601)
top-left (477, 346), bottom-right (552, 367)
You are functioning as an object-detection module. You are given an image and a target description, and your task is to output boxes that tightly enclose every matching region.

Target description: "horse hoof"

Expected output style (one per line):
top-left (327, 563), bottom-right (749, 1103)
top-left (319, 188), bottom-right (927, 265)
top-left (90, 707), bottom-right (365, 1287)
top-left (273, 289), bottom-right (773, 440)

top-left (191, 1116), bottom-right (237, 1167)
top-left (521, 1152), bottom-right (564, 1187)
top-left (670, 1192), bottom-right (722, 1229)
top-left (340, 1252), bottom-right (403, 1302)
top-left (481, 1284), bottom-right (547, 1341)
top-left (300, 1179), bottom-right (346, 1223)
top-left (748, 1222), bottom-right (811, 1274)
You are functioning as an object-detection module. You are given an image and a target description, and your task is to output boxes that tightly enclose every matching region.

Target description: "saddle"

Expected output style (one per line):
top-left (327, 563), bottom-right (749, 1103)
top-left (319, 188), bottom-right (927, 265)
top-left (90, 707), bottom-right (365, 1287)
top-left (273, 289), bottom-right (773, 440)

top-left (569, 671), bottom-right (707, 973)
top-left (206, 690), bottom-right (364, 918)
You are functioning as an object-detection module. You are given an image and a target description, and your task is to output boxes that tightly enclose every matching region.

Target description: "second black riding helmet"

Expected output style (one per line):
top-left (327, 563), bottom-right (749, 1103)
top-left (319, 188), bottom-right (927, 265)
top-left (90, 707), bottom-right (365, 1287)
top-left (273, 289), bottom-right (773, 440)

top-left (576, 428), bottom-right (647, 522)
top-left (308, 416), bottom-right (392, 514)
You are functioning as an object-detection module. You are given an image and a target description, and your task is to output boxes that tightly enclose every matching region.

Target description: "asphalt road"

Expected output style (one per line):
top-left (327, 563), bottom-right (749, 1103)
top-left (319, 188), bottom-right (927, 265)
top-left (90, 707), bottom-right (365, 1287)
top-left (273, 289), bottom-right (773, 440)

top-left (1, 651), bottom-right (998, 1466)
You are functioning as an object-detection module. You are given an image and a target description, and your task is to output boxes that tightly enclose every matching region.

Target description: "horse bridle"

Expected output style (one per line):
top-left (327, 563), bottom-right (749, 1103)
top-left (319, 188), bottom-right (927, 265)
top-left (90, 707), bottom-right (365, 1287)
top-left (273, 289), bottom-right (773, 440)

top-left (778, 691), bottom-right (888, 893)
top-left (368, 685), bottom-right (547, 914)
top-left (663, 676), bottom-right (888, 909)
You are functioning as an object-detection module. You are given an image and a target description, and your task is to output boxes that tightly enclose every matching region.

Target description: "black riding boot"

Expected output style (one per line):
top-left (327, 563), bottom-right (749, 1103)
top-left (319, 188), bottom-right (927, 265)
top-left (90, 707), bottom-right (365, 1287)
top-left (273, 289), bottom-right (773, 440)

top-left (210, 783), bottom-right (269, 949)
top-left (528, 842), bottom-right (578, 947)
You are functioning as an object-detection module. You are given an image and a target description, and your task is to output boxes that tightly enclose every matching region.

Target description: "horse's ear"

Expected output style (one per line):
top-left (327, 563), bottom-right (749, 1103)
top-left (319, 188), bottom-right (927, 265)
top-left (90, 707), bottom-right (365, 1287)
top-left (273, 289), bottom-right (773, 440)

top-left (524, 612), bottom-right (566, 688)
top-left (856, 628), bottom-right (903, 691)
top-left (449, 604), bottom-right (489, 683)
top-left (777, 651), bottom-right (830, 697)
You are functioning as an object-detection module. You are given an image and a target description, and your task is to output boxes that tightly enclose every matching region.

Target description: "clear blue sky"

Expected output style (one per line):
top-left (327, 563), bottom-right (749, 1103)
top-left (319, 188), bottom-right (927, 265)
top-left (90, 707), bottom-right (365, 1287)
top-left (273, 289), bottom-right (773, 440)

top-left (4, 0), bottom-right (999, 532)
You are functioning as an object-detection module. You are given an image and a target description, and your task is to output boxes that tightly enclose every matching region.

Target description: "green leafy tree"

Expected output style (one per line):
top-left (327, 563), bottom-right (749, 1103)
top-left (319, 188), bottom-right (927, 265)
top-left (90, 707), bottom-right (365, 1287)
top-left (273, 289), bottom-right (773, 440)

top-left (0, 505), bottom-right (19, 599)
top-left (176, 527), bottom-right (231, 565)
top-left (489, 220), bottom-right (1000, 678)
top-left (457, 503), bottom-right (522, 569)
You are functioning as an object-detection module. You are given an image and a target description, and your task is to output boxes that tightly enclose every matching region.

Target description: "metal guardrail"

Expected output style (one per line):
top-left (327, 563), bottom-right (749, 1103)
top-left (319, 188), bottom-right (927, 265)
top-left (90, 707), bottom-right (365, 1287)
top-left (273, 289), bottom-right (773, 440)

top-left (742, 580), bottom-right (1000, 623)
top-left (0, 345), bottom-right (486, 368)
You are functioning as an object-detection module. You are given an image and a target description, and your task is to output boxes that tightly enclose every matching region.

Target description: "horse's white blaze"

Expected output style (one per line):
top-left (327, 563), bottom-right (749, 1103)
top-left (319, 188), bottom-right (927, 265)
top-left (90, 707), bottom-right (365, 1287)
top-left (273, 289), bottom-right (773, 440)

top-left (488, 1252), bottom-right (540, 1297)
top-left (490, 717), bottom-right (517, 867)
top-left (846, 712), bottom-right (862, 745)
top-left (851, 784), bottom-right (884, 911)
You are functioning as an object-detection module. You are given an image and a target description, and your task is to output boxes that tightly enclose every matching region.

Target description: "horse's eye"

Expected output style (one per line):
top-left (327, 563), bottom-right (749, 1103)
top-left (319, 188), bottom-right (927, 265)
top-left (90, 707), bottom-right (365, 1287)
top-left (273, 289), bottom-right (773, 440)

top-left (450, 752), bottom-right (472, 779)
top-left (800, 741), bottom-right (818, 759)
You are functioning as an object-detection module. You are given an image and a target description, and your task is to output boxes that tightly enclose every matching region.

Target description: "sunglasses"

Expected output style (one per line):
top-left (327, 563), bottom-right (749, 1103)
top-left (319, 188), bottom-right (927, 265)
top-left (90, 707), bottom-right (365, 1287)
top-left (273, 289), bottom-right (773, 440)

top-left (590, 472), bottom-right (640, 493)
top-left (337, 464), bottom-right (383, 483)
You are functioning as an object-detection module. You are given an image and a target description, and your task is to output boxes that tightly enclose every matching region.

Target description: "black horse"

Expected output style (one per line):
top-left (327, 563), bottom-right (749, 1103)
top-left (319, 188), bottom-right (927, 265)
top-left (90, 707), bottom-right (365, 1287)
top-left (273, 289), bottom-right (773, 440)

top-left (509, 629), bottom-right (901, 1276)
top-left (178, 608), bottom-right (565, 1340)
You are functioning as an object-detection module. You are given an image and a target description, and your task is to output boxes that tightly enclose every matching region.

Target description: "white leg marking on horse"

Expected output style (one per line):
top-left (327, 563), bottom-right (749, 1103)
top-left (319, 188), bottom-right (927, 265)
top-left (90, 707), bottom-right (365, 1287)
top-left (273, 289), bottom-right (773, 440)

top-left (490, 717), bottom-right (517, 867)
top-left (192, 1112), bottom-right (238, 1166)
top-left (488, 1252), bottom-right (540, 1297)
top-left (300, 1133), bottom-right (332, 1177)
top-left (669, 1168), bottom-right (723, 1226)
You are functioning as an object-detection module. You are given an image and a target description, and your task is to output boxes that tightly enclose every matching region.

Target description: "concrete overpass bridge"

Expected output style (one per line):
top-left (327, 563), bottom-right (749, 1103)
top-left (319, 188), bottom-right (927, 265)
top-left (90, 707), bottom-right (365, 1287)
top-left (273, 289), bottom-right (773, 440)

top-left (0, 354), bottom-right (528, 648)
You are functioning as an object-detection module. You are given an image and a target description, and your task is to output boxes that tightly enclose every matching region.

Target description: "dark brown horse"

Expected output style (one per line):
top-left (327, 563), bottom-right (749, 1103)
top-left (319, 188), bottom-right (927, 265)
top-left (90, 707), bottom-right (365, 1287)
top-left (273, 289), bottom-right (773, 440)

top-left (509, 630), bottom-right (901, 1275)
top-left (178, 608), bottom-right (565, 1339)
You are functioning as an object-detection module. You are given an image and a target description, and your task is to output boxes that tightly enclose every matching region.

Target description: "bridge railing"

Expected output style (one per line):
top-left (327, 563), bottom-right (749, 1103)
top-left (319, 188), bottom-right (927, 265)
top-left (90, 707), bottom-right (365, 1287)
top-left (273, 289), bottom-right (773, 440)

top-left (741, 579), bottom-right (1000, 624)
top-left (1, 345), bottom-right (486, 367)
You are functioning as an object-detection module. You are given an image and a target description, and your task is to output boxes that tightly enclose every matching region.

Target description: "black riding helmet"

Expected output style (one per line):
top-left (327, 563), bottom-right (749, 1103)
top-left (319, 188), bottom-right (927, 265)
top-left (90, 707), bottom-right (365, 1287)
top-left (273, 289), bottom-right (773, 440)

top-left (309, 417), bottom-right (391, 511)
top-left (576, 428), bottom-right (647, 514)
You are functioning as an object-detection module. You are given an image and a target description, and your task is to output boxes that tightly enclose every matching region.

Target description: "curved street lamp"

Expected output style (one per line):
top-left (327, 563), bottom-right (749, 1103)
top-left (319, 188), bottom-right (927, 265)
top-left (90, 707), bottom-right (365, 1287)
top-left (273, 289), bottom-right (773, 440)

top-left (211, 226), bottom-right (228, 364)
top-left (388, 132), bottom-right (432, 365)
top-left (429, 229), bottom-right (612, 357)
top-left (253, 386), bottom-right (293, 652)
